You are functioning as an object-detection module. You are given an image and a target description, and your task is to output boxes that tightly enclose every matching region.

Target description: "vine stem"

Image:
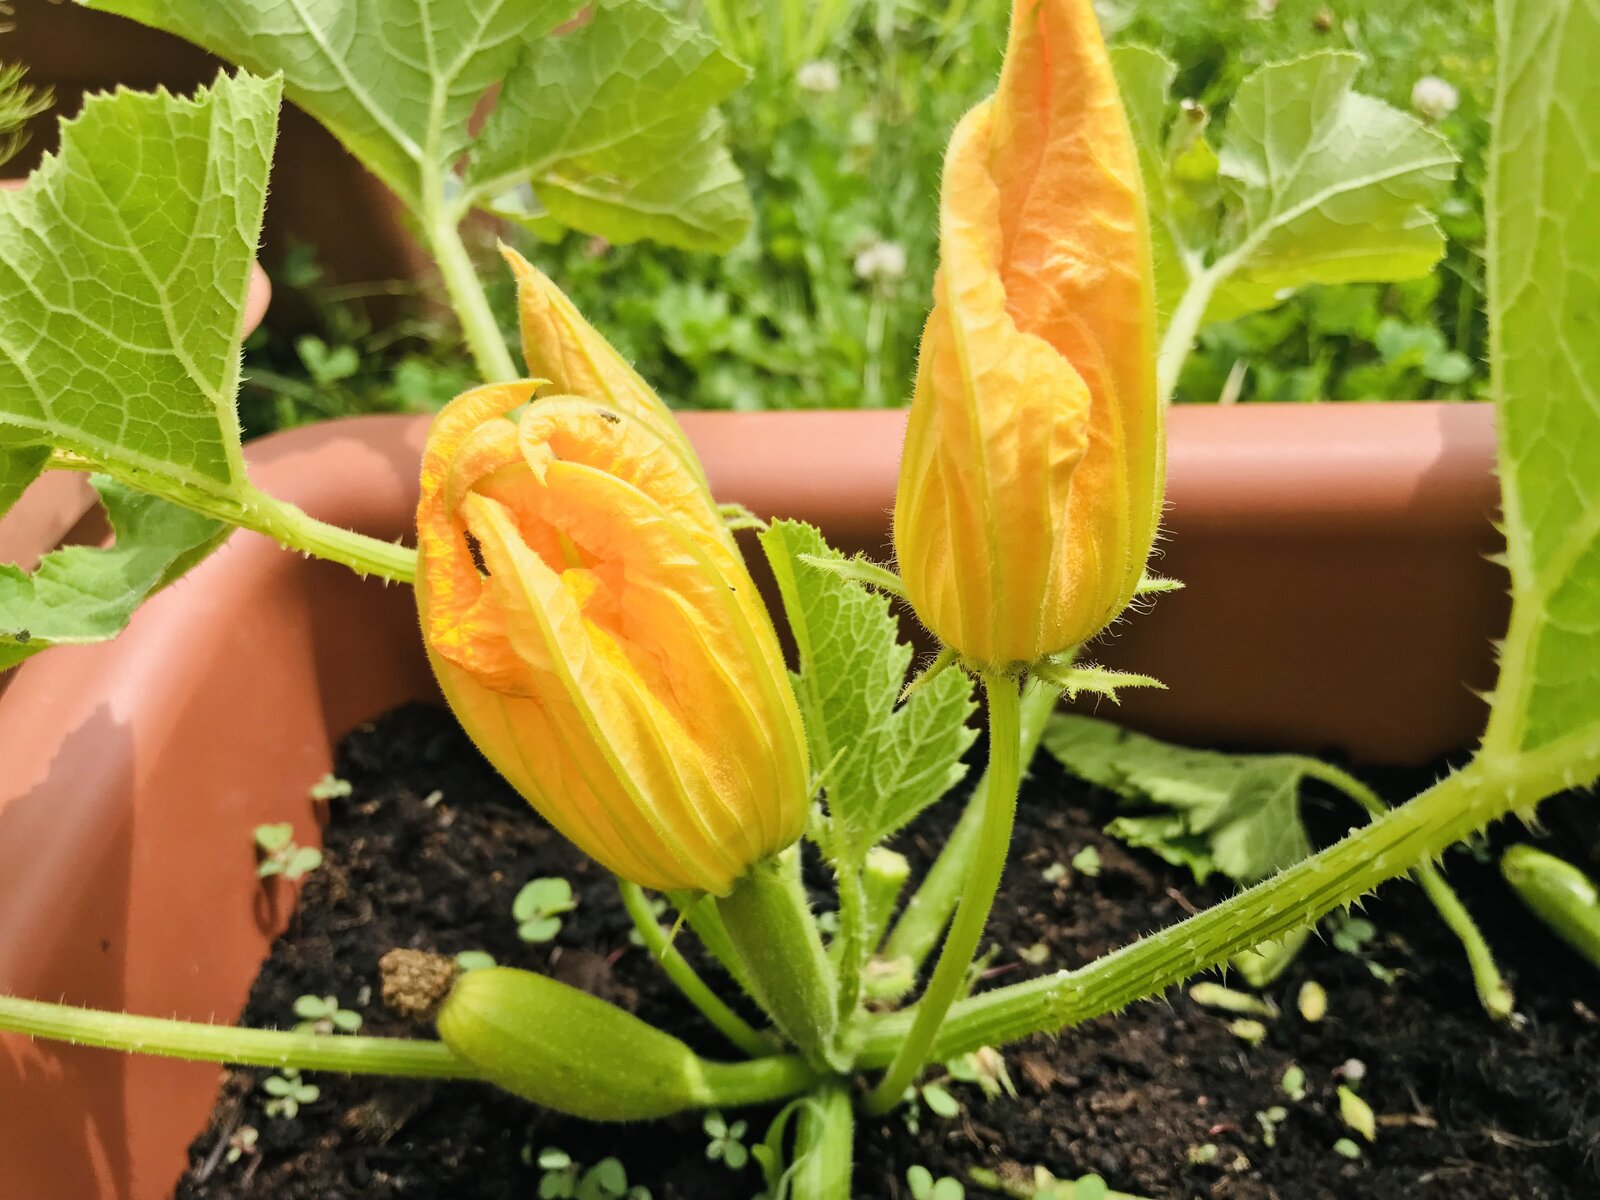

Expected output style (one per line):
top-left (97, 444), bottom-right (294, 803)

top-left (863, 672), bottom-right (1022, 1114)
top-left (879, 679), bottom-right (1056, 979)
top-left (858, 743), bottom-right (1594, 1068)
top-left (425, 207), bottom-right (518, 385)
top-left (618, 880), bottom-right (775, 1058)
top-left (1300, 759), bottom-right (1514, 1018)
top-left (0, 994), bottom-right (474, 1079)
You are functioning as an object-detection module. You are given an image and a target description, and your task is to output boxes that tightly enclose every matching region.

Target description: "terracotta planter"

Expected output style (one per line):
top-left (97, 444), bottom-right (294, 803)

top-left (0, 402), bottom-right (1504, 1198)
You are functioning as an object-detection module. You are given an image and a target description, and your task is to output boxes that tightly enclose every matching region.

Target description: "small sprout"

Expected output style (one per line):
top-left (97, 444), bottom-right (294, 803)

top-left (946, 1046), bottom-right (1016, 1100)
top-left (422, 789), bottom-right (445, 808)
top-left (703, 1111), bottom-right (750, 1171)
top-left (1298, 980), bottom-right (1328, 1022)
top-left (1332, 1137), bottom-right (1363, 1160)
top-left (1227, 1018), bottom-right (1269, 1046)
top-left (921, 1083), bottom-right (961, 1119)
top-left (225, 1124), bottom-right (258, 1164)
top-left (1338, 1085), bottom-right (1377, 1142)
top-left (292, 993), bottom-right (362, 1035)
top-left (906, 1165), bottom-right (964, 1200)
top-left (513, 877), bottom-right (578, 943)
top-left (1256, 1105), bottom-right (1289, 1148)
top-left (455, 949), bottom-right (497, 972)
top-left (253, 823), bottom-right (322, 881)
top-left (1190, 982), bottom-right (1277, 1018)
top-left (1042, 861), bottom-right (1068, 885)
top-left (261, 1068), bottom-right (319, 1119)
top-left (1281, 1064), bottom-right (1307, 1101)
top-left (1070, 845), bottom-right (1102, 878)
top-left (1329, 913), bottom-right (1377, 955)
top-left (1019, 942), bottom-right (1052, 966)
top-left (537, 1148), bottom-right (650, 1200)
top-left (308, 772), bottom-right (352, 803)
top-left (1187, 1143), bottom-right (1219, 1165)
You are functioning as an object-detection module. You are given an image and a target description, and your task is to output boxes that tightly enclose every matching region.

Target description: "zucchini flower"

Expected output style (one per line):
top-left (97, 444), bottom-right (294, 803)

top-left (893, 0), bottom-right (1163, 671)
top-left (415, 382), bottom-right (809, 895)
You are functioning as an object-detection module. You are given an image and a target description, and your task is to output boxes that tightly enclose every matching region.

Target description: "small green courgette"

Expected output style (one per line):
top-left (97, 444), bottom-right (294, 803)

top-left (1501, 844), bottom-right (1600, 969)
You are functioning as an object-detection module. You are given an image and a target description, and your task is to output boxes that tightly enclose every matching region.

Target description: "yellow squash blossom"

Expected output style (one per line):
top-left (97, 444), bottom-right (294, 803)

top-left (893, 0), bottom-right (1163, 671)
top-left (415, 382), bottom-right (809, 895)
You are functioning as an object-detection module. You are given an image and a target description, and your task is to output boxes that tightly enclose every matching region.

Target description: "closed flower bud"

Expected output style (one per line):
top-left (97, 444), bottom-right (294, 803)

top-left (416, 382), bottom-right (809, 894)
top-left (893, 0), bottom-right (1163, 671)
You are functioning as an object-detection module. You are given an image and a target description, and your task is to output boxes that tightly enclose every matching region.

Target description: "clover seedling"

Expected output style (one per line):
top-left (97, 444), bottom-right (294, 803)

top-left (907, 1164), bottom-right (965, 1200)
top-left (1071, 845), bottom-right (1102, 878)
top-left (537, 1149), bottom-right (651, 1200)
top-left (253, 824), bottom-right (322, 881)
top-left (702, 1110), bottom-right (749, 1170)
top-left (224, 1124), bottom-right (258, 1165)
top-left (513, 877), bottom-right (578, 943)
top-left (308, 772), bottom-right (353, 803)
top-left (261, 1069), bottom-right (319, 1119)
top-left (292, 994), bottom-right (362, 1035)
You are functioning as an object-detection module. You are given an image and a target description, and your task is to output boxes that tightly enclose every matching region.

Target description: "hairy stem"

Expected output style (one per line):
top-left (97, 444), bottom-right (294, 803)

top-left (716, 851), bottom-right (839, 1068)
top-left (423, 205), bottom-right (517, 385)
top-left (880, 680), bottom-right (1055, 981)
top-left (831, 860), bottom-right (869, 1026)
top-left (1300, 759), bottom-right (1514, 1018)
top-left (0, 994), bottom-right (473, 1079)
top-left (247, 491), bottom-right (418, 584)
top-left (697, 1055), bottom-right (829, 1109)
top-left (859, 749), bottom-right (1582, 1066)
top-left (864, 673), bottom-right (1022, 1113)
top-left (618, 880), bottom-right (775, 1058)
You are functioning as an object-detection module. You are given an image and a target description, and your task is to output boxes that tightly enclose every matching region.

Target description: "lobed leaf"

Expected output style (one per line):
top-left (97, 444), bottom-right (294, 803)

top-left (0, 72), bottom-right (278, 490)
top-left (759, 520), bottom-right (976, 862)
top-left (1481, 0), bottom-right (1600, 758)
top-left (0, 477), bottom-right (226, 669)
top-left (1042, 714), bottom-right (1313, 885)
top-left (468, 0), bottom-right (752, 250)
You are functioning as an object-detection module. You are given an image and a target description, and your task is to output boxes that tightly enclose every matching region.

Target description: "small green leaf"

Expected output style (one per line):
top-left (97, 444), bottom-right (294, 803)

top-left (920, 1084), bottom-right (960, 1119)
top-left (1337, 1085), bottom-right (1377, 1142)
top-left (520, 916), bottom-right (563, 943)
top-left (759, 521), bottom-right (976, 863)
top-left (253, 823), bottom-right (293, 853)
top-left (467, 0), bottom-right (752, 251)
top-left (1043, 715), bottom-right (1315, 885)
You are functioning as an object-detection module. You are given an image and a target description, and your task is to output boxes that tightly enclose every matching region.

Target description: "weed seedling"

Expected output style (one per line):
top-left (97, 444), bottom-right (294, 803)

top-left (513, 877), bottom-right (578, 943)
top-left (907, 1164), bottom-right (964, 1200)
top-left (260, 1069), bottom-right (318, 1119)
top-left (291, 994), bottom-right (362, 1035)
top-left (253, 823), bottom-right (322, 881)
top-left (702, 1110), bottom-right (749, 1170)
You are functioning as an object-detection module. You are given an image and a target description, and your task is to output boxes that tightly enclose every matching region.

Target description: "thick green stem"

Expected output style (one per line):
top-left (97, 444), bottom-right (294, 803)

top-left (0, 994), bottom-right (473, 1079)
top-left (1156, 263), bottom-right (1221, 404)
top-left (882, 680), bottom-right (1055, 969)
top-left (246, 490), bottom-right (418, 584)
top-left (423, 205), bottom-right (517, 385)
top-left (618, 880), bottom-right (775, 1058)
top-left (858, 749), bottom-right (1580, 1066)
top-left (880, 679), bottom-right (1055, 981)
top-left (1301, 760), bottom-right (1514, 1019)
top-left (715, 851), bottom-right (839, 1068)
top-left (790, 1082), bottom-right (855, 1200)
top-left (831, 861), bottom-right (869, 1025)
top-left (864, 673), bottom-right (1022, 1114)
top-left (697, 1055), bottom-right (828, 1109)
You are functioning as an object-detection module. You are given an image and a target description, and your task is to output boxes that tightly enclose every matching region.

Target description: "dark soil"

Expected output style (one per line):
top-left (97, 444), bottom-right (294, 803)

top-left (177, 703), bottom-right (1600, 1200)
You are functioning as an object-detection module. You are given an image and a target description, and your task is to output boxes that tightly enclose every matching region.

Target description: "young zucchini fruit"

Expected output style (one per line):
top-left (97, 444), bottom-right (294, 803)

top-left (1501, 845), bottom-right (1600, 969)
top-left (436, 966), bottom-right (817, 1120)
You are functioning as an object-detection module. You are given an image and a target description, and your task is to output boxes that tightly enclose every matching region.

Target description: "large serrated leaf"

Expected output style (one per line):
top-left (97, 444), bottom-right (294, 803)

top-left (467, 0), bottom-right (752, 251)
top-left (760, 520), bottom-right (976, 862)
top-left (1481, 0), bottom-right (1600, 757)
top-left (0, 72), bottom-right (278, 490)
top-left (1043, 714), bottom-right (1313, 885)
top-left (1112, 47), bottom-right (1457, 334)
top-left (87, 0), bottom-right (580, 210)
top-left (0, 477), bottom-right (226, 669)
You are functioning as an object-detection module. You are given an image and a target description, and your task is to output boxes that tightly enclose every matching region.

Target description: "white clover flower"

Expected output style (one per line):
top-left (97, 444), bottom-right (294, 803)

top-left (1411, 75), bottom-right (1460, 122)
top-left (853, 239), bottom-right (908, 285)
top-left (796, 60), bottom-right (841, 95)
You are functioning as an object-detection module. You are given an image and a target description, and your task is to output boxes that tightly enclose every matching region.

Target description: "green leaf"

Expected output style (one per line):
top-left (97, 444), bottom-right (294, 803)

top-left (0, 446), bottom-right (49, 519)
top-left (1113, 48), bottom-right (1457, 329)
top-left (759, 521), bottom-right (976, 862)
top-left (0, 478), bottom-right (226, 669)
top-left (0, 72), bottom-right (277, 490)
top-left (1481, 0), bottom-right (1600, 758)
top-left (467, 0), bottom-right (752, 251)
top-left (1042, 714), bottom-right (1314, 885)
top-left (87, 0), bottom-right (580, 210)
top-left (1208, 53), bottom-right (1457, 322)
